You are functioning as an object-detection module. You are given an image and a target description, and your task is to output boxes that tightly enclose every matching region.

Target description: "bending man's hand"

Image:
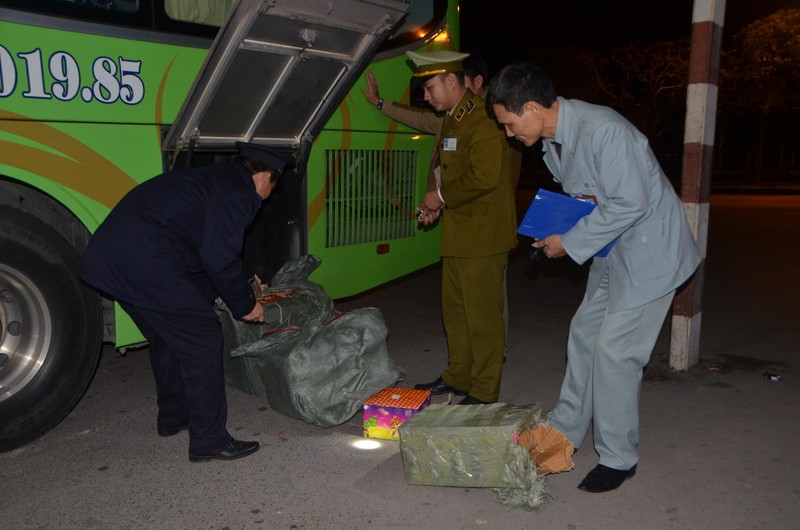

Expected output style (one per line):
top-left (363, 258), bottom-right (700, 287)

top-left (532, 234), bottom-right (566, 259)
top-left (360, 70), bottom-right (381, 106)
top-left (241, 302), bottom-right (265, 323)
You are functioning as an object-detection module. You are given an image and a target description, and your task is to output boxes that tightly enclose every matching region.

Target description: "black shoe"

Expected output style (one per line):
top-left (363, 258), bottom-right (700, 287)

top-left (577, 464), bottom-right (637, 493)
top-left (414, 377), bottom-right (467, 396)
top-left (188, 439), bottom-right (260, 463)
top-left (457, 394), bottom-right (489, 405)
top-left (157, 425), bottom-right (188, 437)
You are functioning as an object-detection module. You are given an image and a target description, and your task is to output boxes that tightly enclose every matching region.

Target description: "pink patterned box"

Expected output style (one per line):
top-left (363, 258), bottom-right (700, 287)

top-left (363, 388), bottom-right (432, 440)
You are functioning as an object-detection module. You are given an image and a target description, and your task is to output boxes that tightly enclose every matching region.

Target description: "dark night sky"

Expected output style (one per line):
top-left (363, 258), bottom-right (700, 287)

top-left (460, 0), bottom-right (800, 73)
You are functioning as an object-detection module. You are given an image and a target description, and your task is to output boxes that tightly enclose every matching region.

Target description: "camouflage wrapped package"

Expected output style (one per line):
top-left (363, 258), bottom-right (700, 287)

top-left (398, 403), bottom-right (549, 510)
top-left (221, 255), bottom-right (337, 397)
top-left (221, 254), bottom-right (339, 341)
top-left (220, 255), bottom-right (399, 428)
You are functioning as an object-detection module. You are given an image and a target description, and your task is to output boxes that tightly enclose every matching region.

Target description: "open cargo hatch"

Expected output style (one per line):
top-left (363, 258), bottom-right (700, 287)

top-left (164, 0), bottom-right (412, 152)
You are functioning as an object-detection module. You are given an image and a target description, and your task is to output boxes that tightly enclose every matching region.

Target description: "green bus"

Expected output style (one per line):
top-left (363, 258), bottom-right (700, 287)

top-left (0, 0), bottom-right (459, 451)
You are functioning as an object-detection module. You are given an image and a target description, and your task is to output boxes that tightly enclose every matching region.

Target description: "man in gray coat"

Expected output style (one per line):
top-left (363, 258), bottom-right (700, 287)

top-left (487, 63), bottom-right (700, 492)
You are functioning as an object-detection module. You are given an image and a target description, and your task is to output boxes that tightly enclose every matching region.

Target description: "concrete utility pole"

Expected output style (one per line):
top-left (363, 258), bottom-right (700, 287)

top-left (670, 0), bottom-right (727, 370)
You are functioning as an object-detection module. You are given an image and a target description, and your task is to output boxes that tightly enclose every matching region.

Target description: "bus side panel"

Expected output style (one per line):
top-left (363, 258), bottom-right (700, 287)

top-left (0, 19), bottom-right (206, 125)
top-left (0, 120), bottom-right (174, 347)
top-left (306, 124), bottom-right (442, 298)
top-left (0, 121), bottom-right (165, 218)
top-left (1, 17), bottom-right (208, 348)
top-left (304, 48), bottom-right (448, 298)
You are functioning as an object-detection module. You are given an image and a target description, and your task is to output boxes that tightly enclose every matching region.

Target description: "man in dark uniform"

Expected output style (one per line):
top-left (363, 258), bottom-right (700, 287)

top-left (79, 142), bottom-right (292, 462)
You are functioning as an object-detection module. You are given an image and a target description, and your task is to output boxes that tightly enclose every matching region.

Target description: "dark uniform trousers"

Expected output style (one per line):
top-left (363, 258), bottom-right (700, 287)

top-left (440, 252), bottom-right (508, 403)
top-left (120, 302), bottom-right (232, 454)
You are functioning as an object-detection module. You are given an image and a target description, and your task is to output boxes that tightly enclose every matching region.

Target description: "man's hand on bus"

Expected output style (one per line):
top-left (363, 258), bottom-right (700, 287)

top-left (361, 70), bottom-right (381, 106)
top-left (241, 302), bottom-right (265, 323)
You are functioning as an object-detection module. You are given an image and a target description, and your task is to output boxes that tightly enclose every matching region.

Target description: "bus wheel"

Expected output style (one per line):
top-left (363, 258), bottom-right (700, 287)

top-left (0, 207), bottom-right (103, 452)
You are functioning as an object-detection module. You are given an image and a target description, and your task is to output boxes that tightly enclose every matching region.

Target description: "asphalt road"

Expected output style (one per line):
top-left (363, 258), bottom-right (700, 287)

top-left (2, 194), bottom-right (799, 529)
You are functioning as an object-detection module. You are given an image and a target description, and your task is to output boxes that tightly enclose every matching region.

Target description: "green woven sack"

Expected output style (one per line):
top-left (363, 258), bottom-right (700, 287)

top-left (399, 403), bottom-right (548, 510)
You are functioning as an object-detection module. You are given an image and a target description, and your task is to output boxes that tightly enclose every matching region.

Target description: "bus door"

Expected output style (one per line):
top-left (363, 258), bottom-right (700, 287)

top-left (163, 0), bottom-right (413, 288)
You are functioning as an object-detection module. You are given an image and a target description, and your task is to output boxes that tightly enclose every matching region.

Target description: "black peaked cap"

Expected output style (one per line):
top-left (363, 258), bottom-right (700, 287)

top-left (235, 141), bottom-right (294, 171)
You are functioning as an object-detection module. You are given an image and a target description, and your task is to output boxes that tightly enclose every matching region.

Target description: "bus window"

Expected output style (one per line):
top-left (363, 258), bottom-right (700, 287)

top-left (375, 0), bottom-right (449, 59)
top-left (164, 0), bottom-right (236, 28)
top-left (0, 0), bottom-right (149, 27)
top-left (373, 0), bottom-right (452, 109)
top-left (52, 0), bottom-right (139, 14)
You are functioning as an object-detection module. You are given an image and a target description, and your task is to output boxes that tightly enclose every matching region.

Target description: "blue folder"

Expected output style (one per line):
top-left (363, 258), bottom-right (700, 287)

top-left (518, 189), bottom-right (616, 258)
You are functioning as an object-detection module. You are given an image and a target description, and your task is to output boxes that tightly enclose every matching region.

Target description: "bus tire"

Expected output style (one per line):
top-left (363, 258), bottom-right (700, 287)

top-left (0, 207), bottom-right (103, 452)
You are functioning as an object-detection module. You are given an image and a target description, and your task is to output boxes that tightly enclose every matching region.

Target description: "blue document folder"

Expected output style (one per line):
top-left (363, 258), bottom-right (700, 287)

top-left (518, 189), bottom-right (616, 258)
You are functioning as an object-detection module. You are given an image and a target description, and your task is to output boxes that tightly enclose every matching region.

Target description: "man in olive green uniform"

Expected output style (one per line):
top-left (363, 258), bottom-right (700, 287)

top-left (369, 51), bottom-right (516, 404)
top-left (362, 56), bottom-right (522, 362)
top-left (362, 55), bottom-right (523, 193)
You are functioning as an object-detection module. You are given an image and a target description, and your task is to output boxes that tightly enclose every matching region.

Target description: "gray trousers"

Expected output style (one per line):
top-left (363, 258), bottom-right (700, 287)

top-left (548, 270), bottom-right (675, 470)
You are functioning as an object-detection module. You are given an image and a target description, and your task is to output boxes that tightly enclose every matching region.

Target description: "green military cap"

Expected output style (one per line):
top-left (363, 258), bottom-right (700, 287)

top-left (406, 50), bottom-right (470, 78)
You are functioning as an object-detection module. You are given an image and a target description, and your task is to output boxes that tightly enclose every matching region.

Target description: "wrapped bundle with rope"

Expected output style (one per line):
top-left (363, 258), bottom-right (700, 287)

top-left (219, 255), bottom-right (400, 427)
top-left (398, 403), bottom-right (574, 511)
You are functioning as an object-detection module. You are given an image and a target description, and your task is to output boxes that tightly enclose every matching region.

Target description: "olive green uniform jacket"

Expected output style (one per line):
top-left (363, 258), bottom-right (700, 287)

top-left (381, 100), bottom-right (523, 194)
top-left (435, 92), bottom-right (516, 257)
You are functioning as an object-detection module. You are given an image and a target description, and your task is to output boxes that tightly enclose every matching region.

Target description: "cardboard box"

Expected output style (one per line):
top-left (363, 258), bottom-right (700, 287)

top-left (363, 387), bottom-right (431, 440)
top-left (398, 403), bottom-right (542, 488)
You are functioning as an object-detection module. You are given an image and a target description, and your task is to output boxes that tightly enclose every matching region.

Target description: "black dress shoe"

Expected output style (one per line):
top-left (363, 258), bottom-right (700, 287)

top-left (456, 394), bottom-right (489, 405)
top-left (577, 464), bottom-right (637, 493)
top-left (414, 377), bottom-right (467, 396)
top-left (157, 425), bottom-right (188, 437)
top-left (188, 439), bottom-right (260, 463)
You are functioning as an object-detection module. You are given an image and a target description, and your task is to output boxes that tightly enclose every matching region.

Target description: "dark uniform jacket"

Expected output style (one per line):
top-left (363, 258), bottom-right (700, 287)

top-left (79, 163), bottom-right (261, 318)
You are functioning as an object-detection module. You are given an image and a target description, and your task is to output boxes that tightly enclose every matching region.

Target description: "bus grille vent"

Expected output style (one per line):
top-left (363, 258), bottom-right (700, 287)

top-left (325, 149), bottom-right (418, 248)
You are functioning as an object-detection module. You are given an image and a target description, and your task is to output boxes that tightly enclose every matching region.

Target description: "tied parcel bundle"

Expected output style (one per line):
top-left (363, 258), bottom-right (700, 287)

top-left (219, 255), bottom-right (399, 428)
top-left (398, 403), bottom-right (574, 510)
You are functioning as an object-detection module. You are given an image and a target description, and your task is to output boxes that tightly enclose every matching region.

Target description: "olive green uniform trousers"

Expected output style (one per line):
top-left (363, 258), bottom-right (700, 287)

top-left (440, 252), bottom-right (508, 402)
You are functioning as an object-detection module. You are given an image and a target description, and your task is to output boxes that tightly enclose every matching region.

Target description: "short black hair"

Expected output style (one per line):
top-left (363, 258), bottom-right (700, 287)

top-left (235, 156), bottom-right (282, 183)
top-left (486, 63), bottom-right (557, 117)
top-left (463, 54), bottom-right (489, 83)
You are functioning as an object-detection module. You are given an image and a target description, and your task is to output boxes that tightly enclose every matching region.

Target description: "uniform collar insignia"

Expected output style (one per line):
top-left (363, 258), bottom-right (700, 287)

top-left (455, 106), bottom-right (466, 121)
top-left (465, 99), bottom-right (475, 113)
